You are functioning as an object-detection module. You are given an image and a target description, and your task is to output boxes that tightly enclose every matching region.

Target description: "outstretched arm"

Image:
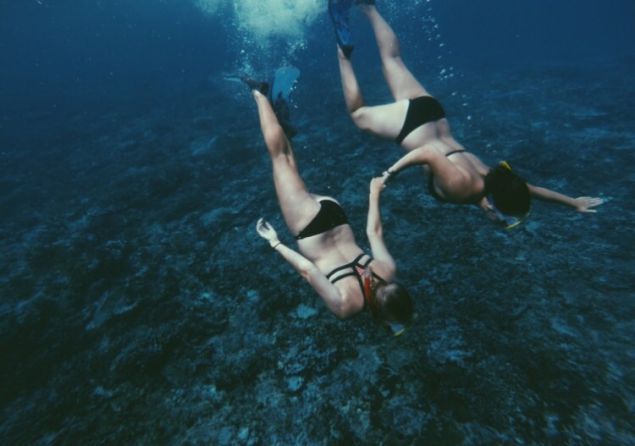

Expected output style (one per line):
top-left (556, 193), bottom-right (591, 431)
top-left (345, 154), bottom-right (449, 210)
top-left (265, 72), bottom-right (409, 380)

top-left (383, 145), bottom-right (457, 184)
top-left (366, 178), bottom-right (396, 280)
top-left (384, 146), bottom-right (432, 177)
top-left (255, 219), bottom-right (357, 318)
top-left (528, 184), bottom-right (604, 213)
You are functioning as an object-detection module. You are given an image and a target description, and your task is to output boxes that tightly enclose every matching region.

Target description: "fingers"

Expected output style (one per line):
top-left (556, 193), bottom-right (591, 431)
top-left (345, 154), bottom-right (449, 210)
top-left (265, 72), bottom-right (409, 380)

top-left (256, 218), bottom-right (271, 236)
top-left (578, 197), bottom-right (604, 206)
top-left (576, 197), bottom-right (605, 213)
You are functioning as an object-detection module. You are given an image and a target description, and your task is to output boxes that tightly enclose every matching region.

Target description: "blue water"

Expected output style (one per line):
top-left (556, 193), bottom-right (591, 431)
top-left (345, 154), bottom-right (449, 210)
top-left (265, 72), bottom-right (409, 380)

top-left (1, 1), bottom-right (634, 444)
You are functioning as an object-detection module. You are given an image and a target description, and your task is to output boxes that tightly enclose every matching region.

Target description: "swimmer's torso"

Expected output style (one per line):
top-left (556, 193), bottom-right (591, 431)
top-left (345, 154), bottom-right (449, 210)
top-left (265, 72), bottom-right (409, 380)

top-left (401, 114), bottom-right (489, 203)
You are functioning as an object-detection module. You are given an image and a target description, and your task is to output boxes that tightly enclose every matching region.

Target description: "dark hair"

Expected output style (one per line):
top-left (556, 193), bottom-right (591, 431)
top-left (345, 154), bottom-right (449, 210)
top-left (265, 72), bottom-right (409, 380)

top-left (484, 163), bottom-right (531, 216)
top-left (378, 283), bottom-right (414, 324)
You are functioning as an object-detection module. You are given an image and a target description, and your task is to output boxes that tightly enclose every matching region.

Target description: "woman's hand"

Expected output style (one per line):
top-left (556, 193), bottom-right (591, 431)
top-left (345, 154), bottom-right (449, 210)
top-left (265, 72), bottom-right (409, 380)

top-left (573, 196), bottom-right (604, 213)
top-left (380, 169), bottom-right (396, 185)
top-left (256, 218), bottom-right (280, 247)
top-left (370, 177), bottom-right (386, 197)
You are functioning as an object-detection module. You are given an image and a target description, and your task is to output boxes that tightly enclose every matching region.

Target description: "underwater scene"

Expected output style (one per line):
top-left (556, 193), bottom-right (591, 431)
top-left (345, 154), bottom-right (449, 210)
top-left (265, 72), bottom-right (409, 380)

top-left (1, 0), bottom-right (634, 444)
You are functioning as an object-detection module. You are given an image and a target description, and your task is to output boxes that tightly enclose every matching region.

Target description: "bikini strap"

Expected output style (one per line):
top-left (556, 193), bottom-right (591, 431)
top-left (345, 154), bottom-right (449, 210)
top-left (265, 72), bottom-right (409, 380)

top-left (326, 253), bottom-right (366, 279)
top-left (355, 253), bottom-right (373, 268)
top-left (328, 271), bottom-right (357, 284)
top-left (326, 264), bottom-right (352, 280)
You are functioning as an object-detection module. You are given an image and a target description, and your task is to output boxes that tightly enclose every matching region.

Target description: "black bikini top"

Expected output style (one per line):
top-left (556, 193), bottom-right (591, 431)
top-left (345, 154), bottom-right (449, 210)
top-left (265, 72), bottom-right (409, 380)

top-left (326, 253), bottom-right (386, 304)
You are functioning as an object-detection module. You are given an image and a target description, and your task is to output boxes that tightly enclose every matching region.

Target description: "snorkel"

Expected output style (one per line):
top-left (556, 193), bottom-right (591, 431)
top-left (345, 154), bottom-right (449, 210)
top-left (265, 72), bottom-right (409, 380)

top-left (487, 202), bottom-right (529, 230)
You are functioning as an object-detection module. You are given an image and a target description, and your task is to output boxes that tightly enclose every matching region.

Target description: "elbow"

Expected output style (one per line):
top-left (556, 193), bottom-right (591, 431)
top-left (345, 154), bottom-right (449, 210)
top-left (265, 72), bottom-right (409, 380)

top-left (415, 145), bottom-right (434, 162)
top-left (334, 310), bottom-right (355, 320)
top-left (300, 263), bottom-right (319, 280)
top-left (332, 300), bottom-right (361, 320)
top-left (366, 227), bottom-right (382, 241)
top-left (328, 292), bottom-right (363, 320)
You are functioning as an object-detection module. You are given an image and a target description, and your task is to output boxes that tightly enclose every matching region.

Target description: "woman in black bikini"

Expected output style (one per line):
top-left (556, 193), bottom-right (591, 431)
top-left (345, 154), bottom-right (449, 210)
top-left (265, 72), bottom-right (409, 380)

top-left (249, 86), bottom-right (412, 333)
top-left (333, 1), bottom-right (603, 227)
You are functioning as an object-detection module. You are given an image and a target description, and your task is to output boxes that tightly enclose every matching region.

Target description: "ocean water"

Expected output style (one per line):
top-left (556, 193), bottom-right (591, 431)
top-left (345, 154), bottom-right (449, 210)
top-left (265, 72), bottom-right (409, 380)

top-left (1, 1), bottom-right (634, 444)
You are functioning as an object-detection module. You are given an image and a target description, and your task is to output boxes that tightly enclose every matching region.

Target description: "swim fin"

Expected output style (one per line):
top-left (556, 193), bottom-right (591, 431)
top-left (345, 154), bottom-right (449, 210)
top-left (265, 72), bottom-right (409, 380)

top-left (328, 0), bottom-right (354, 58)
top-left (270, 66), bottom-right (300, 139)
top-left (240, 77), bottom-right (269, 96)
top-left (271, 66), bottom-right (300, 103)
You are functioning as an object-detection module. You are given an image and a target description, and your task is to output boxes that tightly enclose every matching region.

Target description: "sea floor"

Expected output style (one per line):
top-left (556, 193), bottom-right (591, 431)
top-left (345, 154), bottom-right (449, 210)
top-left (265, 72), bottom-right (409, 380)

top-left (1, 58), bottom-right (634, 445)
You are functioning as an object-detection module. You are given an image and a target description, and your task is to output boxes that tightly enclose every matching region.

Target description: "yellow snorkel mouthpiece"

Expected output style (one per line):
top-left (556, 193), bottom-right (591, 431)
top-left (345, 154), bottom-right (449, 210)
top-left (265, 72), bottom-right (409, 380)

top-left (499, 160), bottom-right (512, 171)
top-left (385, 320), bottom-right (407, 337)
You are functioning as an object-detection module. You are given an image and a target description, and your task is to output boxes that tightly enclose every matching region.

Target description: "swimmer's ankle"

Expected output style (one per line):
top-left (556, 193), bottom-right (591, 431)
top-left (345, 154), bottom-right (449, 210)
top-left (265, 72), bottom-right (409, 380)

top-left (241, 77), bottom-right (269, 96)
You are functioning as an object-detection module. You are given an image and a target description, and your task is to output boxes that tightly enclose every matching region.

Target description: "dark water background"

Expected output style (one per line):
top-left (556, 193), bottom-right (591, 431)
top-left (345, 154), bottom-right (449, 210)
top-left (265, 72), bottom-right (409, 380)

top-left (1, 0), bottom-right (634, 444)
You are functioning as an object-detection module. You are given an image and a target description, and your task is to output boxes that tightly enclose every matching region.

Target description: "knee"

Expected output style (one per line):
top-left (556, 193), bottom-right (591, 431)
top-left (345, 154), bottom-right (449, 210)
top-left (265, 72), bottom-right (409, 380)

top-left (381, 42), bottom-right (402, 61)
top-left (382, 54), bottom-right (404, 77)
top-left (350, 108), bottom-right (369, 131)
top-left (263, 125), bottom-right (287, 151)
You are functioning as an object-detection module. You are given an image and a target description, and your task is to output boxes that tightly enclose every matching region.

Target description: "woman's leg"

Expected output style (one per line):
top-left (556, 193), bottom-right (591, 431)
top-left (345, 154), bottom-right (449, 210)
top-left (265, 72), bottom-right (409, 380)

top-left (337, 46), bottom-right (408, 139)
top-left (360, 4), bottom-right (429, 101)
top-left (253, 91), bottom-right (320, 235)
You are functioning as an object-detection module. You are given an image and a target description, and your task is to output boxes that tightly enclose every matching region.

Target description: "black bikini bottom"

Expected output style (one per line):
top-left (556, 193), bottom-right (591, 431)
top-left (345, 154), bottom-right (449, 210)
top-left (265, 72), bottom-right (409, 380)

top-left (296, 199), bottom-right (348, 240)
top-left (396, 96), bottom-right (446, 144)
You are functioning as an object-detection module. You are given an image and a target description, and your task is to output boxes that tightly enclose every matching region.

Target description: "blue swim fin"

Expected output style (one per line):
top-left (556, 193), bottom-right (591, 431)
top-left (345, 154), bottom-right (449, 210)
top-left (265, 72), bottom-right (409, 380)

top-left (271, 66), bottom-right (300, 138)
top-left (328, 0), bottom-right (354, 58)
top-left (271, 66), bottom-right (300, 103)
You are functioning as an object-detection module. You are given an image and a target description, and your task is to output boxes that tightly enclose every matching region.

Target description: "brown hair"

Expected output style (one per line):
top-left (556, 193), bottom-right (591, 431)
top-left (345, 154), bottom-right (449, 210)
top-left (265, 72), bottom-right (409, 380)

top-left (484, 163), bottom-right (531, 216)
top-left (377, 283), bottom-right (414, 324)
